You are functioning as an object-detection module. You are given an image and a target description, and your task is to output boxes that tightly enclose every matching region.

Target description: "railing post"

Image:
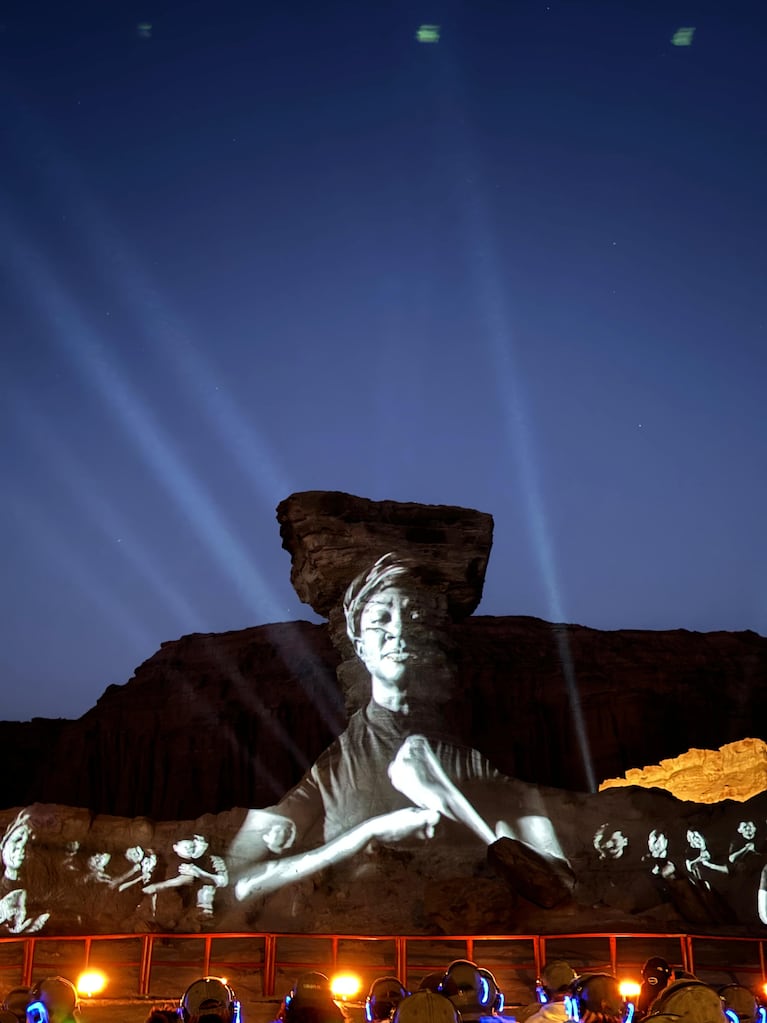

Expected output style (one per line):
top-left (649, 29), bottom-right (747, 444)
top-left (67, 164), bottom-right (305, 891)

top-left (683, 935), bottom-right (695, 976)
top-left (395, 937), bottom-right (407, 987)
top-left (609, 936), bottom-right (617, 975)
top-left (139, 934), bottom-right (153, 996)
top-left (22, 938), bottom-right (35, 987)
top-left (263, 934), bottom-right (277, 997)
top-left (203, 935), bottom-right (212, 977)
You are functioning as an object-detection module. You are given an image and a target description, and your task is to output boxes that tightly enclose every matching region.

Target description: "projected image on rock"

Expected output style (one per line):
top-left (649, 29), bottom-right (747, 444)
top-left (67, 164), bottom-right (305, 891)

top-left (232, 552), bottom-right (569, 906)
top-left (593, 824), bottom-right (629, 861)
top-left (0, 811), bottom-right (49, 934)
top-left (644, 829), bottom-right (676, 880)
top-left (684, 829), bottom-right (728, 882)
top-left (143, 833), bottom-right (228, 922)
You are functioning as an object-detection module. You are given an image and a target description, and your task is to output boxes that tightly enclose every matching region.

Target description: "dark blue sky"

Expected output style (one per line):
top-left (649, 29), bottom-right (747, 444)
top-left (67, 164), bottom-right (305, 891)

top-left (1, 1), bottom-right (765, 721)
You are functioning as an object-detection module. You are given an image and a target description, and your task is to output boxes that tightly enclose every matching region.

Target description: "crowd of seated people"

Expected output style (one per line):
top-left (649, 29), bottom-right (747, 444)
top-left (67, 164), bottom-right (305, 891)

top-left (3, 953), bottom-right (765, 1023)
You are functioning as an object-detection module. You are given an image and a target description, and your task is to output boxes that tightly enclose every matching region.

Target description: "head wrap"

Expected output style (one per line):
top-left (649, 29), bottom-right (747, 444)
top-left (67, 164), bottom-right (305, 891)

top-left (343, 553), bottom-right (417, 643)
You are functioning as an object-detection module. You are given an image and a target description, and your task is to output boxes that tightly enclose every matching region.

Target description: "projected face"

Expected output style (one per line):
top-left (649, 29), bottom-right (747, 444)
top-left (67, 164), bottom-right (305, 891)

top-left (687, 830), bottom-right (706, 850)
top-left (648, 830), bottom-right (668, 859)
top-left (355, 585), bottom-right (419, 687)
top-left (738, 821), bottom-right (756, 840)
top-left (1, 825), bottom-right (29, 878)
top-left (87, 852), bottom-right (111, 873)
top-left (174, 835), bottom-right (208, 859)
top-left (594, 825), bottom-right (628, 860)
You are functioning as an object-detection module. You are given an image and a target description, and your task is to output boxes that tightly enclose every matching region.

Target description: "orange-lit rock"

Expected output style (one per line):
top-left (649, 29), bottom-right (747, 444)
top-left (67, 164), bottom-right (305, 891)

top-left (599, 738), bottom-right (767, 803)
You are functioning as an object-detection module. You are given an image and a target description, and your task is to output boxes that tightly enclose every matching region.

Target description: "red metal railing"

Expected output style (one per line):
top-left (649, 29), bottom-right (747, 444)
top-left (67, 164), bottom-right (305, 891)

top-left (0, 931), bottom-right (764, 1000)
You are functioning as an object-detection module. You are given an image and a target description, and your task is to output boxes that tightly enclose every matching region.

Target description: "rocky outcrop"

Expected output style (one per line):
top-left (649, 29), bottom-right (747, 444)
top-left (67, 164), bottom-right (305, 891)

top-left (1, 619), bottom-right (765, 818)
top-left (2, 491), bottom-right (767, 941)
top-left (0, 622), bottom-right (343, 821)
top-left (6, 776), bottom-right (767, 937)
top-left (277, 491), bottom-right (493, 620)
top-left (599, 738), bottom-right (767, 803)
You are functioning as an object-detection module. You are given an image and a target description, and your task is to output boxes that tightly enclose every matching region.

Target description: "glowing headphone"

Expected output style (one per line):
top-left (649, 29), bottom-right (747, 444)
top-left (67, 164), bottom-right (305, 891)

top-left (536, 982), bottom-right (548, 1006)
top-left (565, 975), bottom-right (634, 1023)
top-left (365, 979), bottom-right (408, 1022)
top-left (478, 971), bottom-right (503, 1014)
top-left (478, 977), bottom-right (490, 1007)
top-left (26, 1004), bottom-right (48, 1023)
top-left (564, 994), bottom-right (579, 1021)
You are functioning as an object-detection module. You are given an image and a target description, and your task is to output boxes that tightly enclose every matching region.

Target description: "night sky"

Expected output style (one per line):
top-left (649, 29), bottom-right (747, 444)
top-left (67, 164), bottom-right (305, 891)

top-left (1, 1), bottom-right (765, 722)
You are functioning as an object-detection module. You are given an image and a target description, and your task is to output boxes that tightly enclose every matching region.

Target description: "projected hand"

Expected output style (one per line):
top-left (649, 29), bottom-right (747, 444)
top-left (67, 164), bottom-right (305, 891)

top-left (178, 863), bottom-right (204, 877)
top-left (388, 735), bottom-right (496, 845)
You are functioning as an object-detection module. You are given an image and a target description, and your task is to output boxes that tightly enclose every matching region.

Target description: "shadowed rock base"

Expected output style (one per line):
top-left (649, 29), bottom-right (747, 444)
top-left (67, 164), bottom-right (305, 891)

top-left (488, 837), bottom-right (576, 908)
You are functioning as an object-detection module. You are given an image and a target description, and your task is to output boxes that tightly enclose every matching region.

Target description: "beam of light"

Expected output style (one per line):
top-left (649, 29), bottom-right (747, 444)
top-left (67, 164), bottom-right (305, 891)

top-left (473, 253), bottom-right (596, 793)
top-left (169, 669), bottom-right (311, 782)
top-left (8, 392), bottom-right (206, 632)
top-left (428, 56), bottom-right (597, 790)
top-left (7, 490), bottom-right (155, 657)
top-left (4, 103), bottom-right (293, 512)
top-left (0, 104), bottom-right (348, 738)
top-left (5, 230), bottom-right (280, 624)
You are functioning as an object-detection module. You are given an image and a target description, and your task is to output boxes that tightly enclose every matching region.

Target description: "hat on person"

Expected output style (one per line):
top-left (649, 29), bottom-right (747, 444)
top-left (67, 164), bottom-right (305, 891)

top-left (542, 962), bottom-right (577, 994)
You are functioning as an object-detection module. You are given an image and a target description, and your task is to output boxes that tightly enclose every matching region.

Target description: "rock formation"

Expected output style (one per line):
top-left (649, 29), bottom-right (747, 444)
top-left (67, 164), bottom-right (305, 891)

top-left (2, 618), bottom-right (765, 821)
top-left (599, 738), bottom-right (767, 803)
top-left (1, 491), bottom-right (767, 941)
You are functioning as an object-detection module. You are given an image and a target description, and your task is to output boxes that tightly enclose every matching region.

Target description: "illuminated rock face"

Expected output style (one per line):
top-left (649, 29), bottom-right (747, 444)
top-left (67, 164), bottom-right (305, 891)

top-left (599, 739), bottom-right (767, 803)
top-left (276, 490), bottom-right (494, 620)
top-left (2, 491), bottom-right (767, 940)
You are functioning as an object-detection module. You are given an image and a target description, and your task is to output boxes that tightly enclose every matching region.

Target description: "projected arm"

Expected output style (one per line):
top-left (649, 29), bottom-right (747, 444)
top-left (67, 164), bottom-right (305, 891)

top-left (110, 864), bottom-right (141, 888)
top-left (142, 874), bottom-right (193, 894)
top-left (234, 806), bottom-right (440, 902)
top-left (759, 867), bottom-right (767, 925)
top-left (729, 842), bottom-right (755, 865)
top-left (387, 734), bottom-right (496, 844)
top-left (388, 734), bottom-right (568, 865)
top-left (178, 856), bottom-right (228, 887)
top-left (686, 849), bottom-right (728, 876)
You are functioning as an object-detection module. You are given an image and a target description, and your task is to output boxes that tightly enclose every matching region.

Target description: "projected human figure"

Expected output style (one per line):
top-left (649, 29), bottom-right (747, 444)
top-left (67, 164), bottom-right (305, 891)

top-left (85, 852), bottom-right (113, 884)
top-left (234, 552), bottom-right (567, 902)
top-left (111, 846), bottom-right (158, 891)
top-left (728, 821), bottom-right (759, 870)
top-left (756, 864), bottom-right (767, 925)
top-left (0, 811), bottom-right (49, 934)
top-left (143, 834), bottom-right (227, 918)
top-left (684, 830), bottom-right (728, 882)
top-left (644, 829), bottom-right (676, 879)
top-left (593, 824), bottom-right (629, 861)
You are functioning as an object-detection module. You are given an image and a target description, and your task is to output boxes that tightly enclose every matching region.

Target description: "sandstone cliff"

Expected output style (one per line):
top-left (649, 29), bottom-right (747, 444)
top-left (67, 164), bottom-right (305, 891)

top-left (1, 616), bottom-right (764, 819)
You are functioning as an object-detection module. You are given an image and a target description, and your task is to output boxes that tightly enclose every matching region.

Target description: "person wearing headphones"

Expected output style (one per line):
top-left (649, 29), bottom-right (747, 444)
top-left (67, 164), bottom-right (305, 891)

top-left (565, 974), bottom-right (626, 1023)
top-left (528, 963), bottom-right (578, 1023)
top-left (25, 978), bottom-right (78, 1023)
top-left (179, 977), bottom-right (240, 1023)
